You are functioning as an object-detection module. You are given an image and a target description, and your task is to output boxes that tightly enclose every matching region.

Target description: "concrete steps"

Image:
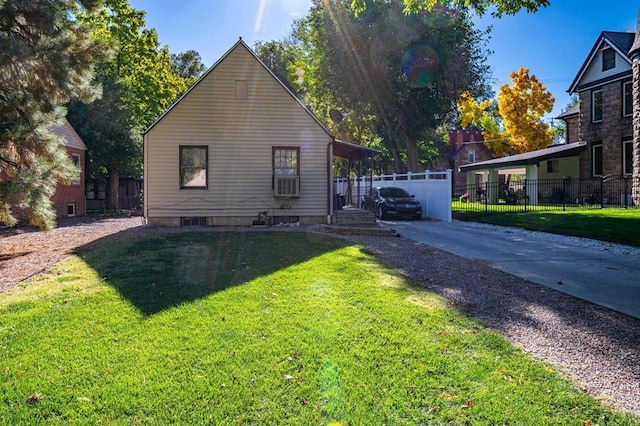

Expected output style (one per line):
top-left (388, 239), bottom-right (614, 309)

top-left (333, 208), bottom-right (376, 226)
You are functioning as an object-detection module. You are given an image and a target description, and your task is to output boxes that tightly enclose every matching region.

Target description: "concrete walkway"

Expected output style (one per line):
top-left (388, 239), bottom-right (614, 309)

top-left (384, 219), bottom-right (640, 319)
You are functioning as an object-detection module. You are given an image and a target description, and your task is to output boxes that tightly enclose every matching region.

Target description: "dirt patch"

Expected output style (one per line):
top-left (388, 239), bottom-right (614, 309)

top-left (0, 216), bottom-right (145, 292)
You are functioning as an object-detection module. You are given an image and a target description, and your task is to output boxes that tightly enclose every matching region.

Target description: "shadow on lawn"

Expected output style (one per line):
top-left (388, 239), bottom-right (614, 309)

top-left (76, 228), bottom-right (351, 316)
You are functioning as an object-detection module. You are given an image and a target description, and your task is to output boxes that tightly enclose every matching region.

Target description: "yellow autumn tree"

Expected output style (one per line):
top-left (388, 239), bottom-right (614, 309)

top-left (456, 67), bottom-right (555, 157)
top-left (498, 67), bottom-right (555, 154)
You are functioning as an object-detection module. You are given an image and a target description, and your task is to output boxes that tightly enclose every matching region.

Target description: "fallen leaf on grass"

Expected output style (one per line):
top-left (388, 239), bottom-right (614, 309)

top-left (26, 393), bottom-right (44, 404)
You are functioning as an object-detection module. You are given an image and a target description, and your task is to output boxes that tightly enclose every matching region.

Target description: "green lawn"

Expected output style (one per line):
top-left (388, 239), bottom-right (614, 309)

top-left (1, 232), bottom-right (637, 424)
top-left (454, 204), bottom-right (640, 247)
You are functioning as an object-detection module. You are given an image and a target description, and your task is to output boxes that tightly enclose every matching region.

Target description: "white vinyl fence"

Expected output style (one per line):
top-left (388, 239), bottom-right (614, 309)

top-left (335, 170), bottom-right (452, 222)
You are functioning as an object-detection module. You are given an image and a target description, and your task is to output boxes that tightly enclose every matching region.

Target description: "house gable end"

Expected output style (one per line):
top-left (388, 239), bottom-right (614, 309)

top-left (145, 39), bottom-right (332, 138)
top-left (568, 32), bottom-right (634, 94)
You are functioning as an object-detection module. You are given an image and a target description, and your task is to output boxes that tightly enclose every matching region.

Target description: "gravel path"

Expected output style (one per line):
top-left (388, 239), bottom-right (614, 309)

top-left (1, 217), bottom-right (639, 417)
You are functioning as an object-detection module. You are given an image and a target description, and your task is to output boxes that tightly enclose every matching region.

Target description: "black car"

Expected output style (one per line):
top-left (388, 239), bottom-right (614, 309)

top-left (361, 187), bottom-right (422, 220)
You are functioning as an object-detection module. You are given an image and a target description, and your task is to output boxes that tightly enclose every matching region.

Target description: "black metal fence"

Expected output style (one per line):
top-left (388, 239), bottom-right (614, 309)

top-left (453, 176), bottom-right (640, 218)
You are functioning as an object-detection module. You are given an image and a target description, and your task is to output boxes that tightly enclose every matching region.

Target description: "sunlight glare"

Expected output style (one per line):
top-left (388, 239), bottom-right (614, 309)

top-left (254, 0), bottom-right (268, 32)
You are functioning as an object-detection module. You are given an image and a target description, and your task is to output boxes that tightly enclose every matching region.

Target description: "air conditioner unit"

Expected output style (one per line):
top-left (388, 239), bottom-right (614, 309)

top-left (274, 176), bottom-right (300, 198)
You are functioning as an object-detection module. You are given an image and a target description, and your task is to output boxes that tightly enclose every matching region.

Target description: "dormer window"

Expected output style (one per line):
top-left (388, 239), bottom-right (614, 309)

top-left (602, 47), bottom-right (615, 71)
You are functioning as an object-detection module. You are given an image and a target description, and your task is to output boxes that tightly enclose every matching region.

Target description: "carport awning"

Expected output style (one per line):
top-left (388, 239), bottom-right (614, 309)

top-left (332, 139), bottom-right (380, 161)
top-left (459, 141), bottom-right (588, 172)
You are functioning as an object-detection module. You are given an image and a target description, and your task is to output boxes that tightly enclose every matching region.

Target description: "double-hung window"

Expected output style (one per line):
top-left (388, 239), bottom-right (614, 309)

top-left (180, 146), bottom-right (208, 189)
top-left (273, 147), bottom-right (299, 176)
top-left (467, 149), bottom-right (476, 164)
top-left (592, 142), bottom-right (603, 177)
top-left (592, 89), bottom-right (603, 123)
top-left (273, 147), bottom-right (300, 197)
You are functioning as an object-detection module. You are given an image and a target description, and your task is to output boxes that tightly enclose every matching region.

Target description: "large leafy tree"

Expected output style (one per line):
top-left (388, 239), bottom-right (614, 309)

top-left (0, 0), bottom-right (103, 229)
top-left (171, 49), bottom-right (206, 83)
top-left (254, 34), bottom-right (386, 174)
top-left (297, 0), bottom-right (491, 172)
top-left (68, 0), bottom-right (189, 210)
top-left (457, 66), bottom-right (555, 156)
top-left (351, 0), bottom-right (550, 17)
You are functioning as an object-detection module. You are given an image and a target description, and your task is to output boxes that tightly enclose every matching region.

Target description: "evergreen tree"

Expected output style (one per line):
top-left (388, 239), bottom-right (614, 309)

top-left (0, 0), bottom-right (102, 229)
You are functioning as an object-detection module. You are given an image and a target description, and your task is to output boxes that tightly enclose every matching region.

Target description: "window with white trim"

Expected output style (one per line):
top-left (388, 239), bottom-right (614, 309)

top-left (180, 146), bottom-right (208, 189)
top-left (592, 142), bottom-right (603, 177)
top-left (592, 89), bottom-right (603, 123)
top-left (467, 149), bottom-right (476, 164)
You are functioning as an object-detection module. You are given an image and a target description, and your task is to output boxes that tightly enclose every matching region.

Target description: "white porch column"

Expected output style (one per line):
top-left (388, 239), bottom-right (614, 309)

top-left (525, 164), bottom-right (539, 205)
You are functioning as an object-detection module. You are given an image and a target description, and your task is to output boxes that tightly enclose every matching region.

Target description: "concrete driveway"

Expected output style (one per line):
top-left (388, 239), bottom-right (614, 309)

top-left (382, 219), bottom-right (640, 319)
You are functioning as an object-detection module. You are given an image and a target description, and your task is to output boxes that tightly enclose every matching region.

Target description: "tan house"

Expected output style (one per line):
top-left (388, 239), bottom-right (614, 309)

top-left (143, 39), bottom-right (374, 226)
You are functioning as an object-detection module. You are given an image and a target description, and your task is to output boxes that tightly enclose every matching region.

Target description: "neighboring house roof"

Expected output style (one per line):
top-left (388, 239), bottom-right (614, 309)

top-left (555, 103), bottom-right (579, 120)
top-left (52, 119), bottom-right (87, 151)
top-left (459, 141), bottom-right (588, 172)
top-left (568, 31), bottom-right (635, 94)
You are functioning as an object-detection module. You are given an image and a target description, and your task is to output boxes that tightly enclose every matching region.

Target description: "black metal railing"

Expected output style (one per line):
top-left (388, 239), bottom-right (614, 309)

top-left (453, 176), bottom-right (640, 218)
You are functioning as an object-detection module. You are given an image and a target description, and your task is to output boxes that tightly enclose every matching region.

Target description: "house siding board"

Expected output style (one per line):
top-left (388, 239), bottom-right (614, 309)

top-left (145, 43), bottom-right (330, 223)
top-left (581, 48), bottom-right (631, 87)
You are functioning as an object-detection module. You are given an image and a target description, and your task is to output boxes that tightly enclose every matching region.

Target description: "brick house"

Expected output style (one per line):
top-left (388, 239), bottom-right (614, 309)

top-left (440, 129), bottom-right (493, 194)
top-left (50, 120), bottom-right (87, 218)
top-left (561, 31), bottom-right (635, 178)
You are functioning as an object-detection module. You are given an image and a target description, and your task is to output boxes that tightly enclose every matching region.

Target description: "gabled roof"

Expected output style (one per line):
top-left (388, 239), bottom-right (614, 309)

top-left (459, 141), bottom-right (587, 172)
top-left (568, 31), bottom-right (635, 94)
top-left (52, 119), bottom-right (87, 151)
top-left (144, 38), bottom-right (332, 138)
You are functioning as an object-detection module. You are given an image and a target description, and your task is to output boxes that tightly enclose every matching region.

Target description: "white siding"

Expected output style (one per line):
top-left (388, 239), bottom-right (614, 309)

top-left (145, 43), bottom-right (332, 224)
top-left (581, 46), bottom-right (631, 87)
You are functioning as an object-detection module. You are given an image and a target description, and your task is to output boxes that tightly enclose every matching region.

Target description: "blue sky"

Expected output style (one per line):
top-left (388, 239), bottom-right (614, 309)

top-left (129, 0), bottom-right (638, 120)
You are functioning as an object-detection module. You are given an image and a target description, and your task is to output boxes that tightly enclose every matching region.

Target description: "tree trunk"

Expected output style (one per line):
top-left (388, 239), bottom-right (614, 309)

top-left (108, 170), bottom-right (119, 211)
top-left (633, 59), bottom-right (640, 206)
top-left (404, 135), bottom-right (419, 172)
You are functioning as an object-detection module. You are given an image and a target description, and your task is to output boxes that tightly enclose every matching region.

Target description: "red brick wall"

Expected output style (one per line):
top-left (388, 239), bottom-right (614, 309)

top-left (50, 146), bottom-right (86, 217)
top-left (442, 130), bottom-right (493, 191)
